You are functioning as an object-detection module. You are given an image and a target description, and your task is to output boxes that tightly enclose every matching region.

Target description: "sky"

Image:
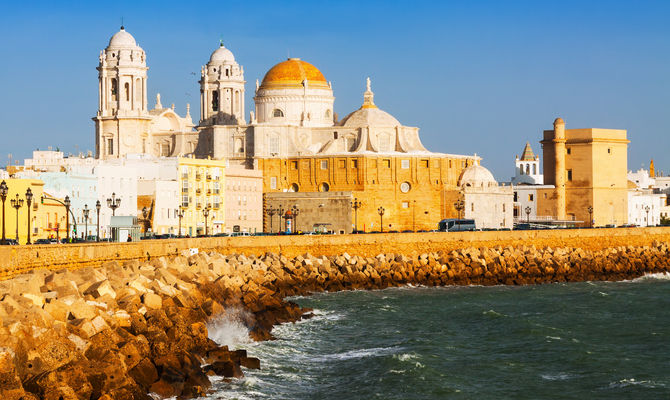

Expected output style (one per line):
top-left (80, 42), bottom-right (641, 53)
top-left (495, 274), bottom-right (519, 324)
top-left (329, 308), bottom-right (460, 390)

top-left (1, 0), bottom-right (668, 180)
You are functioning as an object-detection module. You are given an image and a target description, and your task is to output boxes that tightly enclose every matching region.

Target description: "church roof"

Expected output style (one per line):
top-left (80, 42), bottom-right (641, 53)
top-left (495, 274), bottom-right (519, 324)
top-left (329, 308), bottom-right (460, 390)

top-left (209, 43), bottom-right (235, 64)
top-left (259, 58), bottom-right (329, 90)
top-left (459, 164), bottom-right (497, 187)
top-left (339, 78), bottom-right (401, 127)
top-left (108, 27), bottom-right (138, 48)
top-left (520, 142), bottom-right (536, 161)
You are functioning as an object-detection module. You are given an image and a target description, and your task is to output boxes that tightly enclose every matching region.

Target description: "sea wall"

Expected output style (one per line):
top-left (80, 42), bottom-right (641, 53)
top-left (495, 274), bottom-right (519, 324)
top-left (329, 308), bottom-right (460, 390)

top-left (2, 227), bottom-right (670, 280)
top-left (1, 240), bottom-right (670, 399)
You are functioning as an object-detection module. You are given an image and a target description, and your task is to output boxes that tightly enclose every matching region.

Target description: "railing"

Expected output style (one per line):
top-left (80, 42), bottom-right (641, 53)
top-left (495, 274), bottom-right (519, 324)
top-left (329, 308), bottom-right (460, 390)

top-left (514, 215), bottom-right (578, 223)
top-left (195, 173), bottom-right (202, 181)
top-left (206, 174), bottom-right (212, 181)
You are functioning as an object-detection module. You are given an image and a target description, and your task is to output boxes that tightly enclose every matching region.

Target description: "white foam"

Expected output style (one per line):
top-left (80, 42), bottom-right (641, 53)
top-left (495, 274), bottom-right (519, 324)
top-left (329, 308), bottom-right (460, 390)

top-left (394, 353), bottom-right (418, 362)
top-left (541, 373), bottom-right (572, 381)
top-left (607, 378), bottom-right (664, 389)
top-left (632, 272), bottom-right (670, 282)
top-left (207, 307), bottom-right (253, 349)
top-left (317, 346), bottom-right (399, 361)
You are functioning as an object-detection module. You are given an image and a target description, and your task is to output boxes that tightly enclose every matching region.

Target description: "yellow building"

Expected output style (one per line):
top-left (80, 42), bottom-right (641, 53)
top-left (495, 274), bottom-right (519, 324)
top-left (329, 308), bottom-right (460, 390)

top-left (540, 118), bottom-right (629, 227)
top-left (177, 157), bottom-right (225, 236)
top-left (0, 179), bottom-right (68, 244)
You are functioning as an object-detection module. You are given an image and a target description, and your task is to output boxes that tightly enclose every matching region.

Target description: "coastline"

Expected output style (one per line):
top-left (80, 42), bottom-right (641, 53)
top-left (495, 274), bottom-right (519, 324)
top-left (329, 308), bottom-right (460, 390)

top-left (1, 240), bottom-right (669, 398)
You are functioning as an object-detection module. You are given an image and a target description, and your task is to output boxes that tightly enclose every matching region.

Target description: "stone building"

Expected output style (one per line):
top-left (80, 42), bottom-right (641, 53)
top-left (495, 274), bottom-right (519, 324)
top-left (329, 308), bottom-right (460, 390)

top-left (539, 118), bottom-right (629, 227)
top-left (459, 164), bottom-right (514, 230)
top-left (264, 192), bottom-right (352, 234)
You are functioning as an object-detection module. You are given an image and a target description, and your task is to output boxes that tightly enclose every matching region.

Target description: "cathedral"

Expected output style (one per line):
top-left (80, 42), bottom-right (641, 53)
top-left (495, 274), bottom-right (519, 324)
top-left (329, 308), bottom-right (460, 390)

top-left (94, 27), bottom-right (483, 231)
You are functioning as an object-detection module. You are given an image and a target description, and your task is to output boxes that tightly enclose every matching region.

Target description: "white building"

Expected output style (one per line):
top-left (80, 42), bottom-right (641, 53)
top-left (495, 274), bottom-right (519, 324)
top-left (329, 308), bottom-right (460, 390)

top-left (459, 164), bottom-right (514, 229)
top-left (628, 188), bottom-right (665, 227)
top-left (511, 142), bottom-right (543, 185)
top-left (24, 150), bottom-right (98, 173)
top-left (512, 184), bottom-right (555, 224)
top-left (224, 166), bottom-right (263, 233)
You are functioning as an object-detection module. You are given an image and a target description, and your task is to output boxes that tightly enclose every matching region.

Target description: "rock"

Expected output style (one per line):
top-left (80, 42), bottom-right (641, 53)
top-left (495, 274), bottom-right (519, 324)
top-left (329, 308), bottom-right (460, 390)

top-left (83, 280), bottom-right (116, 299)
top-left (142, 293), bottom-right (162, 310)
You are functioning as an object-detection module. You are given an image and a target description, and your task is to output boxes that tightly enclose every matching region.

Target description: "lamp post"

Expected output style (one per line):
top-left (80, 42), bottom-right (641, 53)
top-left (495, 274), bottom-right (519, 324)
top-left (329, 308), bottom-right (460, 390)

top-left (0, 180), bottom-right (7, 245)
top-left (64, 196), bottom-right (71, 242)
top-left (525, 206), bottom-right (531, 223)
top-left (25, 188), bottom-right (33, 244)
top-left (587, 205), bottom-right (593, 228)
top-left (377, 206), bottom-right (385, 233)
top-left (178, 207), bottom-right (184, 237)
top-left (83, 204), bottom-right (90, 241)
top-left (95, 200), bottom-right (101, 242)
top-left (412, 200), bottom-right (417, 232)
top-left (266, 207), bottom-right (276, 233)
top-left (454, 199), bottom-right (465, 219)
top-left (291, 205), bottom-right (300, 233)
top-left (203, 205), bottom-right (211, 236)
top-left (351, 198), bottom-right (362, 233)
top-left (107, 192), bottom-right (121, 216)
top-left (10, 194), bottom-right (23, 242)
top-left (278, 206), bottom-right (285, 233)
top-left (645, 205), bottom-right (650, 227)
top-left (141, 206), bottom-right (148, 238)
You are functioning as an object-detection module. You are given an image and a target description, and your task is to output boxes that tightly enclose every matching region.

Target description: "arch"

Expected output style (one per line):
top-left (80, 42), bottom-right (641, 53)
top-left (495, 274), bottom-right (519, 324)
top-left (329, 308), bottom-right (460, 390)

top-left (234, 138), bottom-right (243, 153)
top-left (325, 109), bottom-right (332, 119)
top-left (212, 91), bottom-right (219, 112)
top-left (532, 163), bottom-right (537, 175)
top-left (288, 183), bottom-right (299, 192)
top-left (273, 108), bottom-right (284, 118)
top-left (110, 78), bottom-right (118, 102)
top-left (124, 82), bottom-right (130, 101)
top-left (319, 182), bottom-right (330, 192)
top-left (519, 165), bottom-right (524, 175)
top-left (525, 164), bottom-right (530, 175)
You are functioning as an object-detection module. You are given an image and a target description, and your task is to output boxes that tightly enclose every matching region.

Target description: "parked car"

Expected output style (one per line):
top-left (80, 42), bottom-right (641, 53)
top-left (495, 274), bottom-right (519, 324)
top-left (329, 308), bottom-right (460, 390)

top-left (1, 239), bottom-right (18, 245)
top-left (34, 238), bottom-right (52, 244)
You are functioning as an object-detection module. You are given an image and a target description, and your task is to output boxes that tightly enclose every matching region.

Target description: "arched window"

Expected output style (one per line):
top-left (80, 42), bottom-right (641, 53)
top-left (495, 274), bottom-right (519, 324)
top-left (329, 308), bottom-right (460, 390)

top-left (519, 165), bottom-right (524, 175)
top-left (319, 182), bottom-right (330, 192)
top-left (111, 78), bottom-right (118, 102)
top-left (107, 138), bottom-right (114, 155)
top-left (212, 91), bottom-right (219, 112)
top-left (532, 164), bottom-right (537, 175)
top-left (525, 164), bottom-right (530, 175)
top-left (325, 109), bottom-right (332, 119)
top-left (289, 183), bottom-right (299, 192)
top-left (124, 82), bottom-right (130, 101)
top-left (234, 138), bottom-right (243, 153)
top-left (273, 109), bottom-right (284, 118)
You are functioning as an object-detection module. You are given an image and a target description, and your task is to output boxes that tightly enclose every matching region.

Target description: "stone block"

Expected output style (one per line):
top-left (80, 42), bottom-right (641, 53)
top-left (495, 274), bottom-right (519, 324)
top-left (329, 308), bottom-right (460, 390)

top-left (83, 280), bottom-right (116, 299)
top-left (142, 293), bottom-right (162, 310)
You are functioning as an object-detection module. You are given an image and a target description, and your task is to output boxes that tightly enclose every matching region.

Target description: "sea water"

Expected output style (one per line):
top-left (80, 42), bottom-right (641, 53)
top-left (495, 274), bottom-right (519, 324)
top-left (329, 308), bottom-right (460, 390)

top-left (207, 273), bottom-right (670, 399)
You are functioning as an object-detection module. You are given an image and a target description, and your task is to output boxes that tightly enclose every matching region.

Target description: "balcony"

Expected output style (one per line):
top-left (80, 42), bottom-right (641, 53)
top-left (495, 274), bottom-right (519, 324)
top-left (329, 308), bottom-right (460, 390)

top-left (196, 203), bottom-right (202, 209)
top-left (181, 201), bottom-right (189, 208)
top-left (181, 173), bottom-right (188, 179)
top-left (196, 188), bottom-right (201, 195)
top-left (213, 203), bottom-right (220, 209)
top-left (214, 189), bottom-right (220, 195)
top-left (207, 189), bottom-right (211, 195)
top-left (206, 174), bottom-right (212, 181)
top-left (181, 188), bottom-right (189, 194)
top-left (195, 173), bottom-right (202, 181)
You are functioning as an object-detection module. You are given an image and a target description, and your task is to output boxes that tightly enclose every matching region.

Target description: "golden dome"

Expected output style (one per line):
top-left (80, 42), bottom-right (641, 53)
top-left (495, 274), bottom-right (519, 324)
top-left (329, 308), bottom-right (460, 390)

top-left (260, 58), bottom-right (329, 90)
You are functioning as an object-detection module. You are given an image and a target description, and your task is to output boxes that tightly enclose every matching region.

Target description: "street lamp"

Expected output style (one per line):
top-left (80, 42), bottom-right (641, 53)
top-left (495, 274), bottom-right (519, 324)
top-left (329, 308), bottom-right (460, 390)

top-left (278, 206), bottom-right (285, 233)
top-left (587, 205), bottom-right (593, 228)
top-left (351, 198), bottom-right (362, 233)
top-left (141, 206), bottom-right (148, 238)
top-left (0, 180), bottom-right (7, 245)
top-left (645, 205), bottom-right (650, 227)
top-left (178, 207), bottom-right (184, 237)
top-left (203, 205), bottom-right (211, 236)
top-left (454, 199), bottom-right (465, 219)
top-left (525, 206), bottom-right (531, 223)
top-left (412, 200), bottom-right (417, 232)
top-left (64, 196), bottom-right (71, 242)
top-left (95, 200), bottom-right (101, 242)
top-left (266, 207), bottom-right (277, 233)
top-left (25, 188), bottom-right (33, 244)
top-left (107, 193), bottom-right (121, 216)
top-left (377, 206), bottom-right (385, 233)
top-left (291, 205), bottom-right (300, 233)
top-left (83, 204), bottom-right (90, 241)
top-left (10, 194), bottom-right (23, 242)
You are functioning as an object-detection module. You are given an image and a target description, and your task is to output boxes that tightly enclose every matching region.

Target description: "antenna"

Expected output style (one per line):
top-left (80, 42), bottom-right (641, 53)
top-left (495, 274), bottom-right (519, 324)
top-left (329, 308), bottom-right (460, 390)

top-left (121, 16), bottom-right (124, 29)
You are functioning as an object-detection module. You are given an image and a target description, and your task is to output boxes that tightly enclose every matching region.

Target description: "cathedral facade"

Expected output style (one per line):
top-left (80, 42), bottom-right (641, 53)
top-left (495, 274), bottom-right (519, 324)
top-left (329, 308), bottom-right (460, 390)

top-left (94, 27), bottom-right (482, 231)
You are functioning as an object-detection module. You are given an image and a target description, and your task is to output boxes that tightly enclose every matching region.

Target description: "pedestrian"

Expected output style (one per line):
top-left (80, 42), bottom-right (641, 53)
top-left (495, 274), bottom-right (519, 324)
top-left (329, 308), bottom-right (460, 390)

top-left (127, 234), bottom-right (132, 242)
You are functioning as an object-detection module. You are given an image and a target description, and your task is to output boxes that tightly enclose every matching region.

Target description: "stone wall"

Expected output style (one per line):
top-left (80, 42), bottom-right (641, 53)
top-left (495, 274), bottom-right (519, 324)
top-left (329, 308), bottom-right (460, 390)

top-left (2, 227), bottom-right (670, 280)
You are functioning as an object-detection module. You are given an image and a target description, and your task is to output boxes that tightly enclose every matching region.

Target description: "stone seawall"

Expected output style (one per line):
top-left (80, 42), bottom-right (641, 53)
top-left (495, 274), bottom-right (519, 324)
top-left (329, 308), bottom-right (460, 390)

top-left (1, 237), bottom-right (669, 398)
top-left (2, 227), bottom-right (670, 280)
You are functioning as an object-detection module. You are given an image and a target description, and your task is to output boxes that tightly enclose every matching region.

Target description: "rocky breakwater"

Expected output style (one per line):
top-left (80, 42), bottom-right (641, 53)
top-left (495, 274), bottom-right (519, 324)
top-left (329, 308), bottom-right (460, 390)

top-left (1, 241), bottom-right (670, 399)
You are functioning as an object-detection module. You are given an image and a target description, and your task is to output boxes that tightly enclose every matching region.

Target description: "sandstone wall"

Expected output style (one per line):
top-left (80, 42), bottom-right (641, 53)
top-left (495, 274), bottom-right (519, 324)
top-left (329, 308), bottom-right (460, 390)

top-left (2, 227), bottom-right (670, 280)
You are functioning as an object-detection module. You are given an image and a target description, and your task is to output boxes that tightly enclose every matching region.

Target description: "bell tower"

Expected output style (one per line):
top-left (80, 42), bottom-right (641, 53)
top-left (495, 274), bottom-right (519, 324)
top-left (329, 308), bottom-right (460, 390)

top-left (199, 42), bottom-right (245, 126)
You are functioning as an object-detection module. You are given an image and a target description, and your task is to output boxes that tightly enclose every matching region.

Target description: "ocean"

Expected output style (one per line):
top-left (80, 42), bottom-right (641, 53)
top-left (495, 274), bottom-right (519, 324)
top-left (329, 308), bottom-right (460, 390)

top-left (207, 273), bottom-right (670, 399)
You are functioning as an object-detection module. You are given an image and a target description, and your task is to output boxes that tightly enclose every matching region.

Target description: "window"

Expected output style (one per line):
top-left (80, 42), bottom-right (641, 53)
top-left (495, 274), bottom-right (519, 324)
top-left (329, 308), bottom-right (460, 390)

top-left (503, 204), bottom-right (506, 212)
top-left (352, 160), bottom-right (358, 168)
top-left (319, 182), bottom-right (330, 192)
top-left (567, 170), bottom-right (573, 181)
top-left (270, 177), bottom-right (277, 190)
top-left (273, 109), bottom-right (284, 117)
top-left (528, 194), bottom-right (534, 201)
top-left (107, 138), bottom-right (114, 155)
top-left (567, 148), bottom-right (571, 155)
top-left (532, 164), bottom-right (537, 175)
top-left (235, 138), bottom-right (244, 153)
top-left (513, 192), bottom-right (518, 202)
top-left (401, 160), bottom-right (410, 169)
top-left (320, 160), bottom-right (328, 170)
top-left (339, 160), bottom-right (346, 168)
top-left (608, 148), bottom-right (612, 154)
top-left (525, 164), bottom-right (530, 175)
top-left (291, 161), bottom-right (298, 170)
top-left (421, 160), bottom-right (429, 168)
top-left (161, 143), bottom-right (170, 157)
top-left (269, 136), bottom-right (279, 154)
top-left (212, 91), bottom-right (219, 112)
top-left (383, 159), bottom-right (391, 168)
top-left (124, 82), bottom-right (130, 101)
top-left (402, 201), bottom-right (409, 209)
top-left (471, 203), bottom-right (474, 212)
top-left (111, 78), bottom-right (118, 102)
top-left (289, 183), bottom-right (299, 192)
top-left (325, 109), bottom-right (331, 119)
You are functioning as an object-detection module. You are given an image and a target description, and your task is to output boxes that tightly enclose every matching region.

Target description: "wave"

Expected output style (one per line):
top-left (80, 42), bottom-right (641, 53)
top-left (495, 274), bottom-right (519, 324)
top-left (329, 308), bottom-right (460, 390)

top-left (541, 372), bottom-right (572, 381)
top-left (207, 307), bottom-right (254, 349)
top-left (631, 272), bottom-right (670, 282)
top-left (316, 346), bottom-right (400, 361)
top-left (607, 378), bottom-right (666, 389)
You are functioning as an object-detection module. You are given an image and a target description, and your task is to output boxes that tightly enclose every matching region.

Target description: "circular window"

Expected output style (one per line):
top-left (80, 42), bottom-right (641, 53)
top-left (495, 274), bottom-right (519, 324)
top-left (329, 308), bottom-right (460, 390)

top-left (319, 182), bottom-right (330, 192)
top-left (289, 183), bottom-right (299, 192)
top-left (400, 182), bottom-right (411, 193)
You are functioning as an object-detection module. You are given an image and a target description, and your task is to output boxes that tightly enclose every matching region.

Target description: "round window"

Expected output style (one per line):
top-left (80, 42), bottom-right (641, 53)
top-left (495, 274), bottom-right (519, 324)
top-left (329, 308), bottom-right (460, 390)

top-left (400, 182), bottom-right (411, 193)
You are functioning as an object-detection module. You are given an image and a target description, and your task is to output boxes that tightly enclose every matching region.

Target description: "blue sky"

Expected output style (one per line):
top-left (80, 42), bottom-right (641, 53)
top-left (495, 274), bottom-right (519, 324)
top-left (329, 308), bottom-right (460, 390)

top-left (1, 0), bottom-right (668, 180)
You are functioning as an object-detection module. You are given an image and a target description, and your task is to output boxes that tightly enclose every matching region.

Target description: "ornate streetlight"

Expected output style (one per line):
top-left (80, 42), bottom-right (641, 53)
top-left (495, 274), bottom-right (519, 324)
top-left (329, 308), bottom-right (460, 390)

top-left (203, 205), bottom-right (211, 236)
top-left (291, 205), bottom-right (300, 233)
top-left (141, 206), bottom-right (149, 238)
top-left (278, 206), bottom-right (285, 233)
top-left (83, 204), bottom-right (90, 241)
top-left (10, 194), bottom-right (23, 242)
top-left (454, 199), bottom-right (465, 219)
top-left (377, 206), bottom-right (385, 233)
top-left (107, 193), bottom-right (121, 216)
top-left (178, 207), bottom-right (184, 237)
top-left (587, 205), bottom-right (593, 228)
top-left (95, 200), bottom-right (101, 242)
top-left (266, 207), bottom-right (277, 233)
top-left (0, 180), bottom-right (7, 244)
top-left (645, 205), bottom-right (651, 227)
top-left (351, 198), bottom-right (362, 233)
top-left (64, 196), bottom-right (71, 242)
top-left (25, 188), bottom-right (33, 244)
top-left (525, 206), bottom-right (531, 223)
